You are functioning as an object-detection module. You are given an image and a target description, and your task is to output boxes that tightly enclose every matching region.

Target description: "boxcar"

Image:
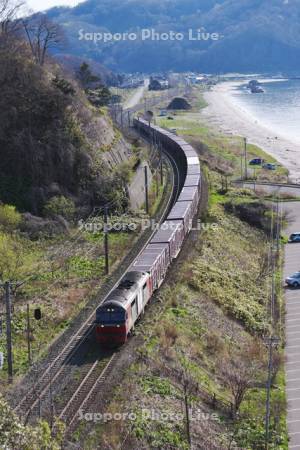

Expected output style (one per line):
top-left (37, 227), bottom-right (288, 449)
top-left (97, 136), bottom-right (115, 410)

top-left (150, 220), bottom-right (184, 259)
top-left (166, 201), bottom-right (193, 235)
top-left (184, 174), bottom-right (201, 190)
top-left (145, 243), bottom-right (171, 271)
top-left (177, 186), bottom-right (199, 218)
top-left (187, 164), bottom-right (201, 175)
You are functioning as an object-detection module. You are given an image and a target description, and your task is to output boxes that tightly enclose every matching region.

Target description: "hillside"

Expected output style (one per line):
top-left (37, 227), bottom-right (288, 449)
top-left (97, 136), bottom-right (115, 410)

top-left (0, 28), bottom-right (130, 216)
top-left (46, 0), bottom-right (300, 73)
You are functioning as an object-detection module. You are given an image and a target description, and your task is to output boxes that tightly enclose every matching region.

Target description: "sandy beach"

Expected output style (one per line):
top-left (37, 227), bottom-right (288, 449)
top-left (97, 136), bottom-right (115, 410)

top-left (201, 81), bottom-right (300, 183)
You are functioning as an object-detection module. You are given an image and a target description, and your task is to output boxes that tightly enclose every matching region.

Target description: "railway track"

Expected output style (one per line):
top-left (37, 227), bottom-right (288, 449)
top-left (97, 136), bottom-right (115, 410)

top-left (12, 135), bottom-right (181, 432)
top-left (58, 353), bottom-right (117, 435)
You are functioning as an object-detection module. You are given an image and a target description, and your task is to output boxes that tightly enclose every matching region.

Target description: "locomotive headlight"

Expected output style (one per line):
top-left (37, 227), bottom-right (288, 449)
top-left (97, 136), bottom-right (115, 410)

top-left (101, 325), bottom-right (104, 328)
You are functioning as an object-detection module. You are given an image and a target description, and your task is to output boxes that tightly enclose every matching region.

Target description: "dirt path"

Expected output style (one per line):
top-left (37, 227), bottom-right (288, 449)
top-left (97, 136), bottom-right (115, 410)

top-left (124, 79), bottom-right (149, 109)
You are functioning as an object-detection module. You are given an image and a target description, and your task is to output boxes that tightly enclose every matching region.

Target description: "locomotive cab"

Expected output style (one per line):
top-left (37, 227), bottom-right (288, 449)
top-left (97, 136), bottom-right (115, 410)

top-left (95, 271), bottom-right (150, 346)
top-left (96, 300), bottom-right (128, 345)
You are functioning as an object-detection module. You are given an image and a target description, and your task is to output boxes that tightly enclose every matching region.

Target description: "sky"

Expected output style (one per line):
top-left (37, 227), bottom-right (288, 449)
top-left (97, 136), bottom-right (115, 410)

top-left (27, 0), bottom-right (83, 12)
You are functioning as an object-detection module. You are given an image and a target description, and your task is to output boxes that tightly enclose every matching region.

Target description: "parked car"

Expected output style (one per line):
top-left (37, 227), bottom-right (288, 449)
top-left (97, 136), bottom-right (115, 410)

top-left (249, 158), bottom-right (263, 165)
top-left (262, 163), bottom-right (276, 170)
top-left (286, 272), bottom-right (300, 288)
top-left (289, 232), bottom-right (300, 243)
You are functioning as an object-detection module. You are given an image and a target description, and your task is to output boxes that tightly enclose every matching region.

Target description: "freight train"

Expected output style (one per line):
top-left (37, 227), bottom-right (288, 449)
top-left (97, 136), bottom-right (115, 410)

top-left (95, 118), bottom-right (201, 345)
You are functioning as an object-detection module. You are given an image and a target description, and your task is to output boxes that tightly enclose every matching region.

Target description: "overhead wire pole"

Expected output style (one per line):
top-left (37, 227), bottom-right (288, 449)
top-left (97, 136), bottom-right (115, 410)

top-left (4, 281), bottom-right (13, 382)
top-left (104, 206), bottom-right (109, 275)
top-left (240, 148), bottom-right (244, 180)
top-left (276, 190), bottom-right (281, 253)
top-left (26, 304), bottom-right (32, 366)
top-left (120, 106), bottom-right (123, 128)
top-left (157, 138), bottom-right (164, 186)
top-left (265, 336), bottom-right (274, 449)
top-left (244, 137), bottom-right (248, 180)
top-left (264, 192), bottom-right (281, 449)
top-left (144, 165), bottom-right (149, 215)
top-left (0, 280), bottom-right (25, 382)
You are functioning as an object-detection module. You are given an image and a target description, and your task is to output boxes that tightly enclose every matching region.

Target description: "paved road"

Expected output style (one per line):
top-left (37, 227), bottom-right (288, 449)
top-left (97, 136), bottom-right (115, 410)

top-left (235, 181), bottom-right (300, 198)
top-left (284, 202), bottom-right (300, 449)
top-left (124, 78), bottom-right (149, 109)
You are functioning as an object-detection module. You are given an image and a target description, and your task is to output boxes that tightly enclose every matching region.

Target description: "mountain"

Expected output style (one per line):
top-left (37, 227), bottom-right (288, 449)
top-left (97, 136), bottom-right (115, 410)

top-left (46, 0), bottom-right (300, 73)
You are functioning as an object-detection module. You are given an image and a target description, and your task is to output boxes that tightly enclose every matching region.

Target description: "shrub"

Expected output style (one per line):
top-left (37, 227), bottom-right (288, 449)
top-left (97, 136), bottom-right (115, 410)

top-left (44, 196), bottom-right (75, 220)
top-left (0, 204), bottom-right (21, 232)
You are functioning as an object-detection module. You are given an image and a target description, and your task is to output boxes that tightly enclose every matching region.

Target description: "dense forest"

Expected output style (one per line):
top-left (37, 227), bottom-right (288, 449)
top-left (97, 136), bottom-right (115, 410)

top-left (46, 0), bottom-right (300, 73)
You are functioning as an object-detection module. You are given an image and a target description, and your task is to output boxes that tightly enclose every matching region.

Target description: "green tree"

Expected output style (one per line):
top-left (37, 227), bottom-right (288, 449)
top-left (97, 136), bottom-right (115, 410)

top-left (87, 85), bottom-right (112, 107)
top-left (52, 76), bottom-right (75, 96)
top-left (76, 62), bottom-right (101, 89)
top-left (44, 196), bottom-right (75, 220)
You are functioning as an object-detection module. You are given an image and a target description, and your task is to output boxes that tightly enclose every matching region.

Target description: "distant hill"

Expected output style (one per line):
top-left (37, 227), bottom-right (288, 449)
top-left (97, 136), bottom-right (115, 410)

top-left (47, 0), bottom-right (300, 73)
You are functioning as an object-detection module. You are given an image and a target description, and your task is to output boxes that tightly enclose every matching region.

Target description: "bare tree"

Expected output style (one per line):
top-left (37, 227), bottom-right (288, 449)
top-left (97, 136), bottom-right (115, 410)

top-left (0, 0), bottom-right (24, 35)
top-left (23, 14), bottom-right (63, 65)
top-left (219, 341), bottom-right (265, 419)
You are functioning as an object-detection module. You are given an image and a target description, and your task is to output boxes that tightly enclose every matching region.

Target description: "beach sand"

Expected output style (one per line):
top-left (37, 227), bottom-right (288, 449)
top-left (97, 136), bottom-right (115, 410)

top-left (201, 81), bottom-right (300, 183)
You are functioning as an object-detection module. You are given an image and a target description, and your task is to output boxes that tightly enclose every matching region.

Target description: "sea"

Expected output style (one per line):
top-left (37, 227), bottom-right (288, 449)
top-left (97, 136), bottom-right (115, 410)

top-left (229, 78), bottom-right (300, 144)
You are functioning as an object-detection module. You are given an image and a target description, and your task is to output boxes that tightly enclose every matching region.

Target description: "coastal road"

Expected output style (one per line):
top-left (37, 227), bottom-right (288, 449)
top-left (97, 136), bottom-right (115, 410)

top-left (234, 181), bottom-right (300, 198)
top-left (283, 201), bottom-right (300, 449)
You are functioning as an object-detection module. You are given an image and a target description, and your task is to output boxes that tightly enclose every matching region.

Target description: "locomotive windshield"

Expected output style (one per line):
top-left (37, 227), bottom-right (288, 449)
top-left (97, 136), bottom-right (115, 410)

top-left (97, 305), bottom-right (126, 324)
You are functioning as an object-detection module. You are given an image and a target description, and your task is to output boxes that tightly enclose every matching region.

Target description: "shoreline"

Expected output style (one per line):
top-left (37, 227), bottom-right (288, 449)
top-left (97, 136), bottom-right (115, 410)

top-left (201, 81), bottom-right (300, 183)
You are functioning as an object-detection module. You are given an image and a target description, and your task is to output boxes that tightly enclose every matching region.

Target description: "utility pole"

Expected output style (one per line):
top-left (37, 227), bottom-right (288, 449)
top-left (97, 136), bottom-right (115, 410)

top-left (240, 151), bottom-right (244, 181)
top-left (158, 140), bottom-right (164, 185)
top-left (120, 106), bottom-right (123, 128)
top-left (49, 364), bottom-right (54, 429)
top-left (183, 376), bottom-right (192, 448)
top-left (264, 335), bottom-right (280, 449)
top-left (244, 137), bottom-right (248, 180)
top-left (104, 206), bottom-right (109, 275)
top-left (4, 282), bottom-right (13, 382)
top-left (144, 166), bottom-right (149, 215)
top-left (26, 304), bottom-right (32, 366)
top-left (0, 280), bottom-right (25, 382)
top-left (156, 169), bottom-right (159, 197)
top-left (276, 195), bottom-right (281, 253)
